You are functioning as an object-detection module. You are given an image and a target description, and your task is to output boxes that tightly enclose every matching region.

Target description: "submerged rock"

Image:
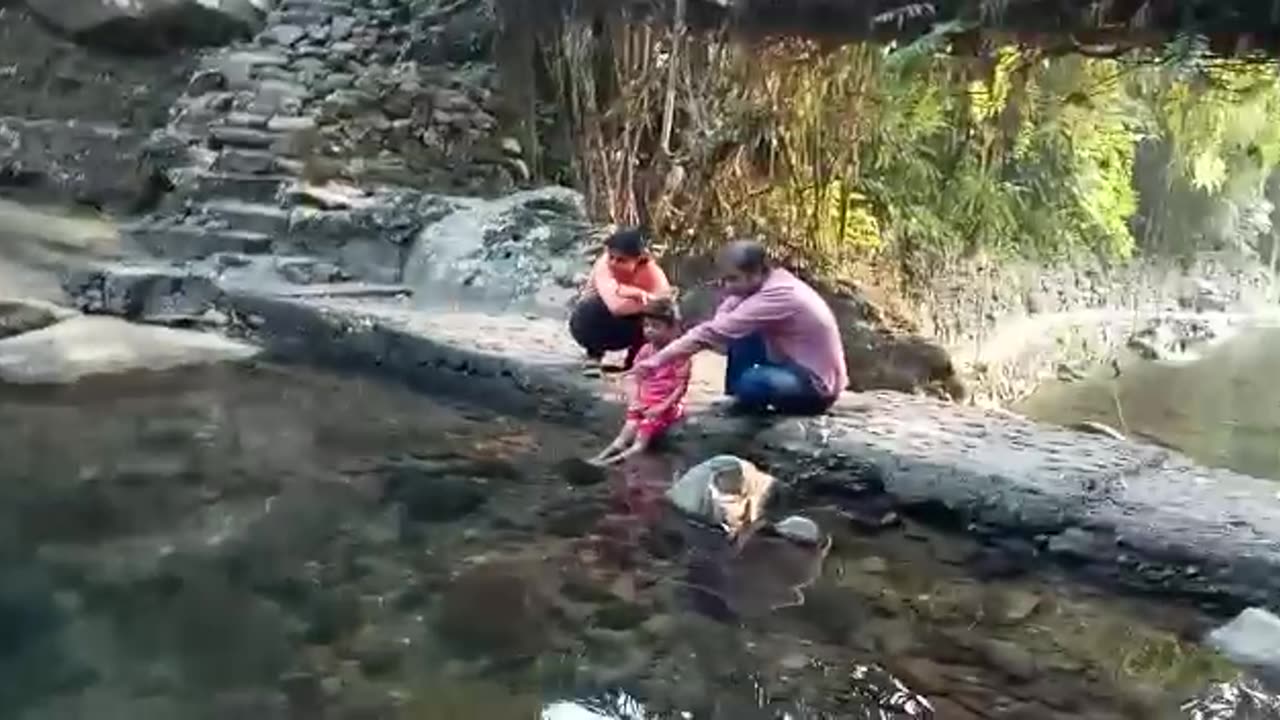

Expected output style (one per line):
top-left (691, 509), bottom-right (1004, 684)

top-left (541, 498), bottom-right (607, 538)
top-left (556, 457), bottom-right (607, 487)
top-left (682, 522), bottom-right (832, 620)
top-left (381, 461), bottom-right (489, 524)
top-left (436, 563), bottom-right (551, 659)
top-left (774, 515), bottom-right (822, 545)
top-left (0, 568), bottom-right (63, 659)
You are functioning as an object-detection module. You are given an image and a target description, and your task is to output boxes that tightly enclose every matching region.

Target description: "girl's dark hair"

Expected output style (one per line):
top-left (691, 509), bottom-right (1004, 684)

top-left (604, 228), bottom-right (650, 258)
top-left (641, 297), bottom-right (680, 325)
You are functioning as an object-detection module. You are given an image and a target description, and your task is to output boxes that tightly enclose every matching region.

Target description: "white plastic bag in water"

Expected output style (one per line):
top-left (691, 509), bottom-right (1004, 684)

top-left (665, 455), bottom-right (775, 537)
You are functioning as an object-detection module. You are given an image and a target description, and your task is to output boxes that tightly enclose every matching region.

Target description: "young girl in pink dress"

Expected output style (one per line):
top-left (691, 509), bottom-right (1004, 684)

top-left (589, 298), bottom-right (691, 466)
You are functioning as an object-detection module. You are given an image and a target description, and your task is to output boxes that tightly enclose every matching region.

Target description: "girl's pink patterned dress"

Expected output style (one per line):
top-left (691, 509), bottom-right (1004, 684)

top-left (627, 342), bottom-right (692, 440)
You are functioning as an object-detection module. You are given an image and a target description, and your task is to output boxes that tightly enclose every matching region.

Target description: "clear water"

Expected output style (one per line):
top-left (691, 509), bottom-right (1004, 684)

top-left (0, 361), bottom-right (1242, 720)
top-left (1017, 324), bottom-right (1280, 482)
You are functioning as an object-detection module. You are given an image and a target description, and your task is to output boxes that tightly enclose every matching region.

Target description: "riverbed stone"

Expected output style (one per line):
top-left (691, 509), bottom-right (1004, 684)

top-left (990, 589), bottom-right (1041, 624)
top-left (436, 563), bottom-right (551, 659)
top-left (347, 625), bottom-right (405, 676)
top-left (774, 515), bottom-right (822, 545)
top-left (379, 460), bottom-right (488, 524)
top-left (0, 117), bottom-right (162, 212)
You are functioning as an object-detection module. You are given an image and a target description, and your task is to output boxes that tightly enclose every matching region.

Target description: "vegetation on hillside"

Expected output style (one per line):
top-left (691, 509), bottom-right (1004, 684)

top-left (495, 3), bottom-right (1280, 288)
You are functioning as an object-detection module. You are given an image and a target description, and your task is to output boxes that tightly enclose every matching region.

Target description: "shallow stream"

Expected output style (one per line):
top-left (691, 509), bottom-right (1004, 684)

top-left (0, 362), bottom-right (1246, 720)
top-left (1018, 323), bottom-right (1280, 482)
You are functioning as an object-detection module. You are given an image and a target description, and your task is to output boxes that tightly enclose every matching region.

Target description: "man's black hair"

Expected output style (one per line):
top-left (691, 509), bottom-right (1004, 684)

top-left (604, 227), bottom-right (650, 258)
top-left (721, 239), bottom-right (770, 274)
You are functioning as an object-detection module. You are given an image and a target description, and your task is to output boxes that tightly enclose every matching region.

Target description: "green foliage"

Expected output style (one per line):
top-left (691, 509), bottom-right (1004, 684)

top-left (508, 16), bottom-right (1280, 286)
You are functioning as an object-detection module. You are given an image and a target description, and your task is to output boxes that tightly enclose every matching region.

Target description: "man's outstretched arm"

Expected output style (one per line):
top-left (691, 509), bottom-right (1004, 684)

top-left (641, 287), bottom-right (796, 368)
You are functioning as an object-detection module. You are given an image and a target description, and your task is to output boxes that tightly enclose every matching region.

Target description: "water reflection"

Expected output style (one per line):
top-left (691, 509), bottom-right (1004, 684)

top-left (1018, 324), bottom-right (1280, 481)
top-left (0, 362), bottom-right (1261, 719)
top-left (543, 691), bottom-right (650, 719)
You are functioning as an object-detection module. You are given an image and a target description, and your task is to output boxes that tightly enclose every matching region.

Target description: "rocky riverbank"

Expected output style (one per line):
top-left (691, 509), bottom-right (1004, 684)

top-left (0, 0), bottom-right (1277, 617)
top-left (6, 0), bottom-right (1272, 407)
top-left (229, 292), bottom-right (1280, 614)
top-left (19, 243), bottom-right (1278, 620)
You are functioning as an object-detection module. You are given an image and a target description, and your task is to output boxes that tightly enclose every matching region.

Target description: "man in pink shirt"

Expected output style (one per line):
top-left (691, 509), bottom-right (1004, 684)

top-left (634, 240), bottom-right (848, 415)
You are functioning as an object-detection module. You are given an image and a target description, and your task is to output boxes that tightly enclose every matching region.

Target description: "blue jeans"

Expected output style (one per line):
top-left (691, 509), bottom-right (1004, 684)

top-left (724, 334), bottom-right (834, 415)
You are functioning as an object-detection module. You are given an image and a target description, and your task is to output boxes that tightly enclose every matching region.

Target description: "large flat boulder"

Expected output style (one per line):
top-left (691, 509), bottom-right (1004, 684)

top-left (209, 292), bottom-right (1280, 610)
top-left (24, 0), bottom-right (272, 51)
top-left (0, 117), bottom-right (175, 212)
top-left (401, 186), bottom-right (594, 313)
top-left (0, 315), bottom-right (257, 384)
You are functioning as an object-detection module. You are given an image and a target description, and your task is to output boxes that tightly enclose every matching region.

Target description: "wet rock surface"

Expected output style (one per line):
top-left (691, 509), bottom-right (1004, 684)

top-left (139, 289), bottom-right (1280, 613)
top-left (0, 117), bottom-right (176, 212)
top-left (1128, 314), bottom-right (1232, 363)
top-left (0, 313), bottom-right (258, 383)
top-left (0, 360), bottom-right (1262, 719)
top-left (81, 182), bottom-right (592, 316)
top-left (25, 0), bottom-right (272, 52)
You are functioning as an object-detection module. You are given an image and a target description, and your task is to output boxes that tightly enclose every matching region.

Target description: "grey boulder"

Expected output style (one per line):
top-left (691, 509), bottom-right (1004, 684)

top-left (1207, 608), bottom-right (1280, 686)
top-left (25, 0), bottom-right (273, 51)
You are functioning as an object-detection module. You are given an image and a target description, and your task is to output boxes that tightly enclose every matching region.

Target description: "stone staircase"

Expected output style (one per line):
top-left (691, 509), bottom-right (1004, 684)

top-left (118, 0), bottom-right (420, 285)
top-left (69, 0), bottom-right (591, 326)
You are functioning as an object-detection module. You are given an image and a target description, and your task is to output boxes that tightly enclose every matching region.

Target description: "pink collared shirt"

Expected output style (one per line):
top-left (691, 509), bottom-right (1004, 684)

top-left (645, 268), bottom-right (848, 397)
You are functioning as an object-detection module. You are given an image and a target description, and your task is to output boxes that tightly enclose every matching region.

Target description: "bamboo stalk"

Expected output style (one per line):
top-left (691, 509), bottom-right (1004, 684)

top-left (661, 0), bottom-right (687, 154)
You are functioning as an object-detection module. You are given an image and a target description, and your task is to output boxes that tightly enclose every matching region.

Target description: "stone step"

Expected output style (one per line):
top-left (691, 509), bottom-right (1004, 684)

top-left (199, 200), bottom-right (291, 236)
top-left (186, 172), bottom-right (292, 204)
top-left (266, 11), bottom-right (335, 29)
top-left (277, 0), bottom-right (355, 10)
top-left (208, 125), bottom-right (287, 150)
top-left (267, 283), bottom-right (411, 300)
top-left (213, 148), bottom-right (282, 175)
top-left (209, 51), bottom-right (291, 90)
top-left (224, 112), bottom-right (271, 128)
top-left (123, 223), bottom-right (274, 261)
top-left (250, 80), bottom-right (311, 116)
top-left (266, 115), bottom-right (317, 133)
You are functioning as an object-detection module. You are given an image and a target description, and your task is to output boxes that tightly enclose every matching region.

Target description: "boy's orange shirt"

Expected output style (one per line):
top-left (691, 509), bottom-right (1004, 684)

top-left (587, 252), bottom-right (670, 316)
